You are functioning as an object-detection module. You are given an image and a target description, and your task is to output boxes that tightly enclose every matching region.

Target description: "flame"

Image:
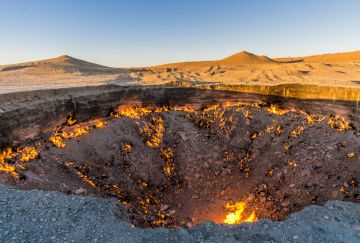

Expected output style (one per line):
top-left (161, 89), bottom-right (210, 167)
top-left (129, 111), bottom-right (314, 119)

top-left (67, 116), bottom-right (77, 126)
top-left (95, 120), bottom-right (107, 128)
top-left (121, 143), bottom-right (133, 153)
top-left (242, 110), bottom-right (252, 119)
top-left (290, 126), bottom-right (305, 137)
top-left (224, 201), bottom-right (257, 224)
top-left (288, 160), bottom-right (298, 167)
top-left (64, 161), bottom-right (97, 188)
top-left (172, 105), bottom-right (196, 113)
top-left (75, 171), bottom-right (96, 188)
top-left (113, 106), bottom-right (152, 119)
top-left (160, 147), bottom-right (175, 175)
top-left (300, 112), bottom-right (324, 124)
top-left (62, 126), bottom-right (89, 139)
top-left (0, 148), bottom-right (18, 178)
top-left (275, 125), bottom-right (283, 136)
top-left (141, 116), bottom-right (165, 148)
top-left (49, 133), bottom-right (66, 148)
top-left (346, 152), bottom-right (357, 158)
top-left (267, 104), bottom-right (287, 115)
top-left (0, 147), bottom-right (38, 179)
top-left (328, 115), bottom-right (351, 131)
top-left (49, 126), bottom-right (89, 148)
top-left (18, 147), bottom-right (38, 163)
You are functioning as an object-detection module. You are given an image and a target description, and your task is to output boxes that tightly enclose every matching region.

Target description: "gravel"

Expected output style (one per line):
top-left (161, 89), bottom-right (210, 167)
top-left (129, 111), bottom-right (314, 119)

top-left (0, 185), bottom-right (360, 242)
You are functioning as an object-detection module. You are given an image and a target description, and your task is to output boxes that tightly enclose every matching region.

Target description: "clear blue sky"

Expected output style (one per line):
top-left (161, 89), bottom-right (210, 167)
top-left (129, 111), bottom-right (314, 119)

top-left (1, 0), bottom-right (360, 67)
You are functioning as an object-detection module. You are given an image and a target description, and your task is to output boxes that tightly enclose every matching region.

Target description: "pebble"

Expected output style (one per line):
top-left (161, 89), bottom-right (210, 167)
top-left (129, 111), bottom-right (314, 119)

top-left (331, 190), bottom-right (339, 198)
top-left (165, 210), bottom-right (176, 217)
top-left (289, 184), bottom-right (296, 188)
top-left (281, 201), bottom-right (290, 207)
top-left (214, 161), bottom-right (225, 167)
top-left (301, 169), bottom-right (311, 177)
top-left (160, 204), bottom-right (170, 211)
top-left (184, 176), bottom-right (191, 181)
top-left (74, 188), bottom-right (86, 194)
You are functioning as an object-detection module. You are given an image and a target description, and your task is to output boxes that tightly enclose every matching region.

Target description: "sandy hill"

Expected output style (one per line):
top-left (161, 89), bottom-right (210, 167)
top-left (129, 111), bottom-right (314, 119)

top-left (155, 51), bottom-right (277, 68)
top-left (0, 55), bottom-right (119, 75)
top-left (1, 50), bottom-right (360, 94)
top-left (220, 51), bottom-right (276, 65)
top-left (276, 50), bottom-right (360, 63)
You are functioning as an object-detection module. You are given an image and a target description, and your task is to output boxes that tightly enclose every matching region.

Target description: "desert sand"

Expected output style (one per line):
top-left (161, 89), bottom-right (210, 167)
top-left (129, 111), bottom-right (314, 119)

top-left (1, 50), bottom-right (360, 94)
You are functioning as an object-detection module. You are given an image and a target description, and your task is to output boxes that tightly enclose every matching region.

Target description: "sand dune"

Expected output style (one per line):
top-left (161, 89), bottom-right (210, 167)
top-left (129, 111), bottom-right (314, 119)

top-left (137, 50), bottom-right (360, 88)
top-left (0, 56), bottom-right (133, 94)
top-left (155, 51), bottom-right (276, 68)
top-left (0, 55), bottom-right (120, 75)
top-left (1, 50), bottom-right (360, 94)
top-left (276, 50), bottom-right (360, 63)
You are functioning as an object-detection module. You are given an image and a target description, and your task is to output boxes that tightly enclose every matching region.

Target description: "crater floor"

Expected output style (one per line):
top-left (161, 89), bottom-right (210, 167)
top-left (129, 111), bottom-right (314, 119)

top-left (0, 185), bottom-right (360, 242)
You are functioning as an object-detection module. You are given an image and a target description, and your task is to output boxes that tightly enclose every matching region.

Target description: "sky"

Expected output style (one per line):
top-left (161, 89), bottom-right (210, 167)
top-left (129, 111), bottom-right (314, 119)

top-left (1, 0), bottom-right (360, 67)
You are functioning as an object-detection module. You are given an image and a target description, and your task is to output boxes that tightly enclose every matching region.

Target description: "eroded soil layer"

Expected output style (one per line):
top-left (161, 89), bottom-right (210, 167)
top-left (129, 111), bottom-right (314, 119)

top-left (1, 102), bottom-right (359, 227)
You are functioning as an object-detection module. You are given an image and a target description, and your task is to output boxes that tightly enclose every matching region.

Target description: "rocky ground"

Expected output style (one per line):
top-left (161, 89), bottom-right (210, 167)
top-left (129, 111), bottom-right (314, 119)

top-left (1, 102), bottom-right (359, 228)
top-left (0, 185), bottom-right (360, 242)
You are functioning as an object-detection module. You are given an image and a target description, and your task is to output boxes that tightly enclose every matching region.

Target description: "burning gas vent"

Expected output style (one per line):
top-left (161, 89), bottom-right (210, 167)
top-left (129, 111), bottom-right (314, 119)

top-left (0, 101), bottom-right (359, 227)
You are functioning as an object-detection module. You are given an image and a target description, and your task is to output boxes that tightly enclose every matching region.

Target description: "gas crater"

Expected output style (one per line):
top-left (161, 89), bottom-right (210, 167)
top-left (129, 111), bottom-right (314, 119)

top-left (0, 85), bottom-right (360, 228)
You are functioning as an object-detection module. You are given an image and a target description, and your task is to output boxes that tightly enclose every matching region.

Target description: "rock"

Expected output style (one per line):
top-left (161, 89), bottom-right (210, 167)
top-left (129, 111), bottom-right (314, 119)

top-left (0, 185), bottom-right (360, 242)
top-left (301, 169), bottom-right (311, 177)
top-left (178, 131), bottom-right (187, 141)
top-left (166, 210), bottom-right (176, 217)
top-left (194, 173), bottom-right (200, 179)
top-left (74, 188), bottom-right (85, 194)
top-left (289, 184), bottom-right (296, 188)
top-left (184, 176), bottom-right (191, 181)
top-left (331, 190), bottom-right (339, 199)
top-left (214, 161), bottom-right (224, 167)
top-left (186, 222), bottom-right (194, 228)
top-left (160, 204), bottom-right (170, 212)
top-left (281, 201), bottom-right (290, 207)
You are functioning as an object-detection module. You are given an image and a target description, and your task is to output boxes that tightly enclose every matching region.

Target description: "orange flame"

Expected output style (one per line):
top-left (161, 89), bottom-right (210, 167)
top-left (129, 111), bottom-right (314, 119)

top-left (0, 147), bottom-right (38, 179)
top-left (267, 104), bottom-right (287, 115)
top-left (224, 201), bottom-right (257, 224)
top-left (328, 115), bottom-right (351, 131)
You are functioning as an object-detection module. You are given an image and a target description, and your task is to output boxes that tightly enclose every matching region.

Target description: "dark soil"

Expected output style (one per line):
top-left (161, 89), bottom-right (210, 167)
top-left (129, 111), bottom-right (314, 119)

top-left (1, 102), bottom-right (360, 228)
